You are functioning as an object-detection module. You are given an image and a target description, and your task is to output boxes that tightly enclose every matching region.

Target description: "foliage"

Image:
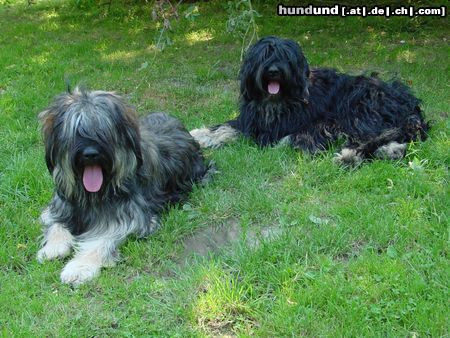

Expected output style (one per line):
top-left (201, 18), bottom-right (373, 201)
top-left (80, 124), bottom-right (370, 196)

top-left (225, 0), bottom-right (260, 60)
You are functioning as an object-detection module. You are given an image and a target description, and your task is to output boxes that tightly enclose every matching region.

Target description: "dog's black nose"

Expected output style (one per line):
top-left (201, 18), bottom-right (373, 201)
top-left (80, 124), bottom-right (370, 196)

top-left (82, 147), bottom-right (100, 161)
top-left (268, 65), bottom-right (280, 77)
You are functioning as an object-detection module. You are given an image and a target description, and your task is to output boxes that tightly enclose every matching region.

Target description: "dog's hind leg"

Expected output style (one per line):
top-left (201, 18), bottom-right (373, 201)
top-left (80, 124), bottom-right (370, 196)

top-left (283, 123), bottom-right (338, 154)
top-left (334, 129), bottom-right (408, 166)
top-left (334, 141), bottom-right (407, 167)
top-left (371, 114), bottom-right (428, 160)
top-left (190, 123), bottom-right (240, 149)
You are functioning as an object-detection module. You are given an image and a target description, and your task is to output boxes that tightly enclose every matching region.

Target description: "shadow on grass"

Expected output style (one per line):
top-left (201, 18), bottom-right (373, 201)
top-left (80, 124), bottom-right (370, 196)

top-left (175, 217), bottom-right (282, 268)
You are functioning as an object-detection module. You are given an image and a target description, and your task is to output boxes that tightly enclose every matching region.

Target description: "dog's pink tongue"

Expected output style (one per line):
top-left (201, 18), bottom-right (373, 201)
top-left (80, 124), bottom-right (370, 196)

top-left (83, 165), bottom-right (103, 193)
top-left (268, 81), bottom-right (280, 94)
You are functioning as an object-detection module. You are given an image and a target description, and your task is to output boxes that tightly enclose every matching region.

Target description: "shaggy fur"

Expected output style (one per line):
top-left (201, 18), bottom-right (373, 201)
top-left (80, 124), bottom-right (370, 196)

top-left (191, 36), bottom-right (429, 165)
top-left (37, 88), bottom-right (208, 285)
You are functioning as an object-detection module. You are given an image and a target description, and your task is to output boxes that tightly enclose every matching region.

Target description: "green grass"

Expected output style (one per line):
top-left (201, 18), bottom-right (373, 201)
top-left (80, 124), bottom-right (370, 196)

top-left (0, 1), bottom-right (448, 336)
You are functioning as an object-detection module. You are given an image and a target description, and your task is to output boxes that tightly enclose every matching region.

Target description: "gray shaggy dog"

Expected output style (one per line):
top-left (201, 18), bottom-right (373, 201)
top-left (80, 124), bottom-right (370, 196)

top-left (37, 88), bottom-right (208, 285)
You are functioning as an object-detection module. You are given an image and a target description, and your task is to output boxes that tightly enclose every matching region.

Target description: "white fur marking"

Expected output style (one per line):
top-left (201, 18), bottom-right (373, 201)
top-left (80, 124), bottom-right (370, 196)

top-left (60, 236), bottom-right (119, 285)
top-left (374, 142), bottom-right (407, 160)
top-left (190, 125), bottom-right (239, 148)
top-left (60, 250), bottom-right (103, 285)
top-left (40, 207), bottom-right (53, 226)
top-left (60, 219), bottom-right (134, 285)
top-left (334, 148), bottom-right (363, 167)
top-left (37, 223), bottom-right (73, 262)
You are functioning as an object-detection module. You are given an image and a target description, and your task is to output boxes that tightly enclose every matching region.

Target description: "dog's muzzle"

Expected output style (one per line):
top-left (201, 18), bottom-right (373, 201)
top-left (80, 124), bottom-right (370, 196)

top-left (79, 146), bottom-right (104, 193)
top-left (266, 65), bottom-right (281, 95)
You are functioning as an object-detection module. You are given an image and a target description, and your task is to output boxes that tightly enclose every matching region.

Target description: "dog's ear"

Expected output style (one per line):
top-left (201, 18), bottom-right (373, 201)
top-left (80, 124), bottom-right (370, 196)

top-left (287, 40), bottom-right (310, 104)
top-left (38, 92), bottom-right (78, 174)
top-left (239, 58), bottom-right (257, 100)
top-left (301, 86), bottom-right (310, 104)
top-left (123, 106), bottom-right (143, 168)
top-left (38, 108), bottom-right (57, 173)
top-left (44, 143), bottom-right (55, 174)
top-left (295, 65), bottom-right (309, 104)
top-left (38, 109), bottom-right (53, 141)
top-left (301, 64), bottom-right (310, 104)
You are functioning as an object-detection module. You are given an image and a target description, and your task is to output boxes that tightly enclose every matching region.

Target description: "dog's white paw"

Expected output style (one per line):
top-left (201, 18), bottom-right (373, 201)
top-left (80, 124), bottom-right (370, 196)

top-left (37, 223), bottom-right (73, 262)
top-left (374, 142), bottom-right (407, 160)
top-left (60, 257), bottom-right (101, 285)
top-left (334, 148), bottom-right (363, 167)
top-left (190, 127), bottom-right (214, 148)
top-left (190, 125), bottom-right (238, 148)
top-left (37, 242), bottom-right (71, 262)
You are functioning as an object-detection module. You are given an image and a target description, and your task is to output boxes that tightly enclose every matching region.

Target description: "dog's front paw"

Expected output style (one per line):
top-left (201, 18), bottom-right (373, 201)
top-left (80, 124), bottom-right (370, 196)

top-left (37, 223), bottom-right (73, 262)
top-left (60, 257), bottom-right (101, 285)
top-left (190, 125), bottom-right (238, 149)
top-left (37, 242), bottom-right (71, 263)
top-left (190, 127), bottom-right (214, 148)
top-left (334, 148), bottom-right (363, 167)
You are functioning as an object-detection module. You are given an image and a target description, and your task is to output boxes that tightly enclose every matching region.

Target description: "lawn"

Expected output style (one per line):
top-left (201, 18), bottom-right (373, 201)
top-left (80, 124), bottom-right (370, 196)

top-left (0, 0), bottom-right (448, 336)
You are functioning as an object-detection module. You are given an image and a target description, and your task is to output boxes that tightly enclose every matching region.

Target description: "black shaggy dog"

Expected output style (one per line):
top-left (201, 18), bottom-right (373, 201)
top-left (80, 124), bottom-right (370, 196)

top-left (37, 88), bottom-right (209, 285)
top-left (191, 36), bottom-right (429, 165)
